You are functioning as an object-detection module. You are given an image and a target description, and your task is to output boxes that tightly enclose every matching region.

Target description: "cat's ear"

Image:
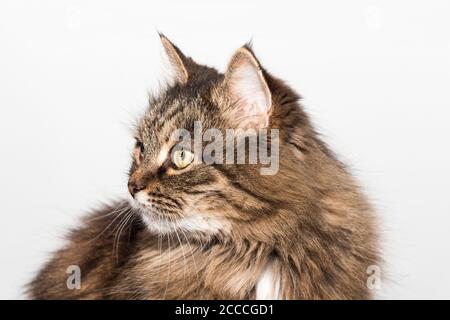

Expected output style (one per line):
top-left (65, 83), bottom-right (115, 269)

top-left (223, 45), bottom-right (272, 129)
top-left (159, 33), bottom-right (190, 84)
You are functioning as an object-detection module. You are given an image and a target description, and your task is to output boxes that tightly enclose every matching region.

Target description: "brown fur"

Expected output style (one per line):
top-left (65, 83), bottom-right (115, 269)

top-left (28, 36), bottom-right (379, 299)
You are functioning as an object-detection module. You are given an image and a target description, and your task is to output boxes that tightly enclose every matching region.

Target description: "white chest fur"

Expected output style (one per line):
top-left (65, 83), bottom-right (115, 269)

top-left (255, 259), bottom-right (281, 300)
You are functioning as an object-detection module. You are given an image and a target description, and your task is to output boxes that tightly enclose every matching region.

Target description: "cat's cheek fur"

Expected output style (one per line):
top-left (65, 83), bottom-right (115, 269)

top-left (130, 191), bottom-right (231, 235)
top-left (140, 211), bottom-right (231, 235)
top-left (176, 214), bottom-right (231, 234)
top-left (134, 192), bottom-right (152, 209)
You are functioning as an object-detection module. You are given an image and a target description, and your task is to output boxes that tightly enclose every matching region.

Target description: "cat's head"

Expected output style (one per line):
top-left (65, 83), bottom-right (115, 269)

top-left (128, 35), bottom-right (310, 241)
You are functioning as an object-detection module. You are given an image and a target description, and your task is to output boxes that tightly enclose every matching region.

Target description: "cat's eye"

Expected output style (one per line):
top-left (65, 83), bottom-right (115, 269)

top-left (134, 140), bottom-right (144, 153)
top-left (171, 149), bottom-right (194, 169)
top-left (133, 140), bottom-right (144, 163)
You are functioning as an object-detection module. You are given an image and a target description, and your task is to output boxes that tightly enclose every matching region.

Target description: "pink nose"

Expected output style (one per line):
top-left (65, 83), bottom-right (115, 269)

top-left (127, 180), bottom-right (146, 198)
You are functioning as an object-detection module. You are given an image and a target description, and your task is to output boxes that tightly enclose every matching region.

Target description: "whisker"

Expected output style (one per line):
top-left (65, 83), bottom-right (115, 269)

top-left (90, 205), bottom-right (131, 242)
top-left (113, 210), bottom-right (135, 263)
top-left (178, 223), bottom-right (201, 285)
top-left (86, 200), bottom-right (128, 222)
top-left (234, 114), bottom-right (261, 122)
top-left (163, 221), bottom-right (171, 300)
top-left (172, 217), bottom-right (188, 291)
top-left (157, 225), bottom-right (163, 277)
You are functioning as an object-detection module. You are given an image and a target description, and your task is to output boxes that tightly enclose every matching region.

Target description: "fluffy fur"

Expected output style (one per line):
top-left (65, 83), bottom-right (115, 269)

top-left (28, 35), bottom-right (379, 299)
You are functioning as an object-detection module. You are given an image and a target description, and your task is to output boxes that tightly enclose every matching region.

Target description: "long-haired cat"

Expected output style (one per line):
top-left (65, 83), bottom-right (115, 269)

top-left (28, 35), bottom-right (379, 299)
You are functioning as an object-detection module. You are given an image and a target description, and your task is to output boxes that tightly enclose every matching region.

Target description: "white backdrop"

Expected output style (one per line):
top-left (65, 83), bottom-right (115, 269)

top-left (1, 0), bottom-right (449, 299)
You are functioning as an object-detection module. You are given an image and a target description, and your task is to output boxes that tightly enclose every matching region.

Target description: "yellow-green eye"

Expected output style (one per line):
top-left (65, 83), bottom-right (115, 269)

top-left (171, 149), bottom-right (194, 169)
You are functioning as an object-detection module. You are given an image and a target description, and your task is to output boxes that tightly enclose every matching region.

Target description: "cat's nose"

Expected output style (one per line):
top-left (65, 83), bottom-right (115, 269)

top-left (128, 180), bottom-right (146, 198)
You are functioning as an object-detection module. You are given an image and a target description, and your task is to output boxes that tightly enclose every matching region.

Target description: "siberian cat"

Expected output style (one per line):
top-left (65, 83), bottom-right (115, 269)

top-left (28, 35), bottom-right (379, 299)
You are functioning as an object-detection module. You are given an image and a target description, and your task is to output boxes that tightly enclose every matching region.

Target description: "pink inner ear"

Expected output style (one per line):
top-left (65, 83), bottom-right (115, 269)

top-left (229, 63), bottom-right (271, 129)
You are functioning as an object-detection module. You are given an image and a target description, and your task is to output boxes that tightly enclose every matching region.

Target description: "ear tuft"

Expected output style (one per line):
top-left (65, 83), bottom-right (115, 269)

top-left (224, 46), bottom-right (272, 129)
top-left (159, 33), bottom-right (189, 84)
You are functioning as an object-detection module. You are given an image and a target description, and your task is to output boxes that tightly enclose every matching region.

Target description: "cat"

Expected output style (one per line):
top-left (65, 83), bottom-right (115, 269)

top-left (28, 34), bottom-right (379, 299)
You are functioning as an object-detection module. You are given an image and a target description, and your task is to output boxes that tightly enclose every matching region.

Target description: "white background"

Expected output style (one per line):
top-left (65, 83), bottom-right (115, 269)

top-left (1, 0), bottom-right (449, 299)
